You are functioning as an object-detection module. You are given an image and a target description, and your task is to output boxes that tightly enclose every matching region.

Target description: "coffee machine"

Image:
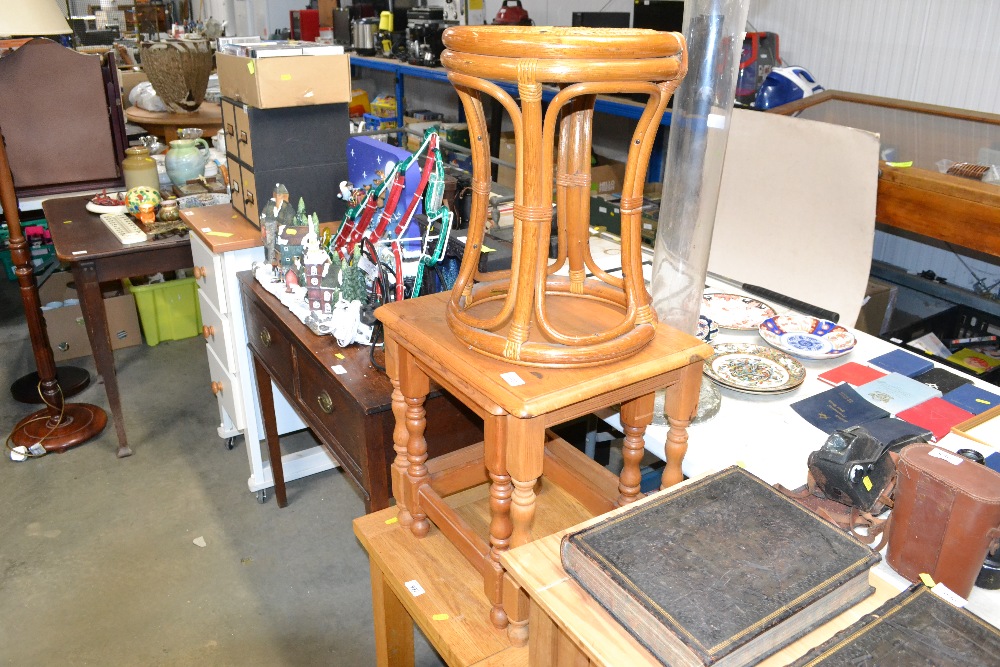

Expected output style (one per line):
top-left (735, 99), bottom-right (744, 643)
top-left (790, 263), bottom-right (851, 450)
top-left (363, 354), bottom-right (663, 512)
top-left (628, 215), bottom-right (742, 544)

top-left (405, 7), bottom-right (448, 67)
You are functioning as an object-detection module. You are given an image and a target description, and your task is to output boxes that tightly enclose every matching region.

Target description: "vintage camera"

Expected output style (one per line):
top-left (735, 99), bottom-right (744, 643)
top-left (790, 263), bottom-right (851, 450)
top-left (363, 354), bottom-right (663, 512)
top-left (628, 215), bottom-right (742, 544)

top-left (808, 419), bottom-right (932, 513)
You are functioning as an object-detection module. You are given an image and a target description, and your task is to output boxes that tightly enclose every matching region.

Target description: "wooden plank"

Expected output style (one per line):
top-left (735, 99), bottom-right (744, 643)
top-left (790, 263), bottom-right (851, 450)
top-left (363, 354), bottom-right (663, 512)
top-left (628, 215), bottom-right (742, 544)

top-left (354, 507), bottom-right (523, 666)
top-left (370, 559), bottom-right (414, 667)
top-left (542, 437), bottom-right (619, 516)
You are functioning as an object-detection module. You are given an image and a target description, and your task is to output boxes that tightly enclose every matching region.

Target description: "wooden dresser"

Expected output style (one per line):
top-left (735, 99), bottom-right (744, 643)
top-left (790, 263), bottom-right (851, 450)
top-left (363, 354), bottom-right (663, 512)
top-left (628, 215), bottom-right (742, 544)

top-left (237, 271), bottom-right (483, 512)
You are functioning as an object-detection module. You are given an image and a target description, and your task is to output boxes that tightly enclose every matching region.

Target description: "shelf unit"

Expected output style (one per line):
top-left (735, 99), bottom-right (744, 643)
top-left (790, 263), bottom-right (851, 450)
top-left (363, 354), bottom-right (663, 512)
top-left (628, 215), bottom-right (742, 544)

top-left (349, 55), bottom-right (673, 181)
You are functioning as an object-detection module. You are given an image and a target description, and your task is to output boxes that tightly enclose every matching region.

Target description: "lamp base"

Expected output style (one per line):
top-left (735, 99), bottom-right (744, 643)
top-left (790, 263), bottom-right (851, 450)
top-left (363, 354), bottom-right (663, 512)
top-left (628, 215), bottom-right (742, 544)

top-left (10, 403), bottom-right (108, 454)
top-left (10, 366), bottom-right (91, 404)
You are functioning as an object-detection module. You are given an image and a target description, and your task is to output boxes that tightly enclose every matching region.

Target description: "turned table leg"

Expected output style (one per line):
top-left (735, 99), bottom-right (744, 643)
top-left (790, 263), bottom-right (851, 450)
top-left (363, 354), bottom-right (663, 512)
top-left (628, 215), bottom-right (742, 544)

top-left (662, 362), bottom-right (704, 489)
top-left (484, 415), bottom-right (512, 629)
top-left (618, 392), bottom-right (655, 505)
top-left (384, 338), bottom-right (412, 527)
top-left (398, 346), bottom-right (431, 537)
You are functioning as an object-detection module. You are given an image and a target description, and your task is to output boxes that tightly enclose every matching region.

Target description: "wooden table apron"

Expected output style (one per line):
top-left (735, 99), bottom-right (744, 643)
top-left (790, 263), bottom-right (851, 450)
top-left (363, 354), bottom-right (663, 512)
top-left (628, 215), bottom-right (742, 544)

top-left (42, 195), bottom-right (193, 454)
top-left (124, 102), bottom-right (223, 143)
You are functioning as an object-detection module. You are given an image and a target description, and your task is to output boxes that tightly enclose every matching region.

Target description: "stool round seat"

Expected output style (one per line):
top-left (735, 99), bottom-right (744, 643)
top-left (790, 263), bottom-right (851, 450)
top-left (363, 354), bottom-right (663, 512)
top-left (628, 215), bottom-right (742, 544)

top-left (442, 26), bottom-right (688, 367)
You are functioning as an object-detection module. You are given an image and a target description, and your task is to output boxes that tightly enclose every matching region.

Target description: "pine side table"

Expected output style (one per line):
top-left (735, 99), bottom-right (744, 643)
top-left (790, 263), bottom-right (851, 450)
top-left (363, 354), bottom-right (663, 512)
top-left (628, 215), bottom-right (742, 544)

top-left (377, 291), bottom-right (711, 643)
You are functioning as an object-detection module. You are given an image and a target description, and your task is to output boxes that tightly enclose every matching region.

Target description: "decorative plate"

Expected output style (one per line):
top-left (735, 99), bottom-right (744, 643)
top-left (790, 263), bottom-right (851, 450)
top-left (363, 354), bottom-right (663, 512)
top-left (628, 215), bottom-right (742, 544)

top-left (758, 315), bottom-right (857, 360)
top-left (86, 191), bottom-right (127, 214)
top-left (704, 342), bottom-right (807, 393)
top-left (701, 293), bottom-right (777, 330)
top-left (697, 315), bottom-right (719, 343)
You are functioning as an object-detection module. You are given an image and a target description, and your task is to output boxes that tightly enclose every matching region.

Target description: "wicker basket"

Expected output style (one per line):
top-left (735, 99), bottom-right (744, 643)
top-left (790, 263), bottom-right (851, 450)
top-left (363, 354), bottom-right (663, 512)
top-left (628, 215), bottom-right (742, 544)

top-left (139, 39), bottom-right (213, 113)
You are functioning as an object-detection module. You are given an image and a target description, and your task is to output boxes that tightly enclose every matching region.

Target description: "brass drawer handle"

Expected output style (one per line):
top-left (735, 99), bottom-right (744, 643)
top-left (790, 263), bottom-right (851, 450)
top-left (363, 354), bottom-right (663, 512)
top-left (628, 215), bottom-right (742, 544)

top-left (259, 328), bottom-right (271, 348)
top-left (245, 191), bottom-right (255, 206)
top-left (231, 180), bottom-right (240, 194)
top-left (239, 130), bottom-right (248, 144)
top-left (317, 390), bottom-right (334, 414)
top-left (226, 123), bottom-right (235, 137)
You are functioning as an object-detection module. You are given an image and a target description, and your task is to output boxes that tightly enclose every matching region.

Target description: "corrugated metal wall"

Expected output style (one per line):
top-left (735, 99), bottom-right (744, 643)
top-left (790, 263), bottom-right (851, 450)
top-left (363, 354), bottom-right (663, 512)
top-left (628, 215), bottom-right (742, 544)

top-left (749, 0), bottom-right (1000, 294)
top-left (747, 0), bottom-right (1000, 114)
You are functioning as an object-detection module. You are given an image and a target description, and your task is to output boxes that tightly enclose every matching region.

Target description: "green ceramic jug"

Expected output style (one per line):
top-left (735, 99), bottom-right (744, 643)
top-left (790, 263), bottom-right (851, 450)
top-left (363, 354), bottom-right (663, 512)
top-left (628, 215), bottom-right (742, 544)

top-left (165, 138), bottom-right (210, 187)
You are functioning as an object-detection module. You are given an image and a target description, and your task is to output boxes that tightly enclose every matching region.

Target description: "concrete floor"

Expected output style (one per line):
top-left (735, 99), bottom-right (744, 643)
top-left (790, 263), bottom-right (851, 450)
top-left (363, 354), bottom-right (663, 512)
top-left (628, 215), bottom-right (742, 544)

top-left (0, 275), bottom-right (444, 665)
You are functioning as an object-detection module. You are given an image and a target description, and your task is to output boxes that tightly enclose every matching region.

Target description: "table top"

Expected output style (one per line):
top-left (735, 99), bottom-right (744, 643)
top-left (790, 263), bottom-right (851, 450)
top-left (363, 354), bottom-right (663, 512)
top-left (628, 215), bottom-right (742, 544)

top-left (43, 195), bottom-right (192, 263)
top-left (124, 102), bottom-right (222, 127)
top-left (376, 291), bottom-right (712, 419)
top-left (181, 204), bottom-right (263, 254)
top-left (500, 477), bottom-right (902, 667)
top-left (354, 506), bottom-right (528, 666)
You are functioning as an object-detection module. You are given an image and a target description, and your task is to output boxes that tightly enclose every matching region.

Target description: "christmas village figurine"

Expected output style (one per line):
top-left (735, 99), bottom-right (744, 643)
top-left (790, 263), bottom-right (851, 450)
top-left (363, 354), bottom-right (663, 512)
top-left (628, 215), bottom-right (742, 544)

top-left (275, 196), bottom-right (311, 280)
top-left (260, 184), bottom-right (294, 279)
top-left (302, 214), bottom-right (341, 314)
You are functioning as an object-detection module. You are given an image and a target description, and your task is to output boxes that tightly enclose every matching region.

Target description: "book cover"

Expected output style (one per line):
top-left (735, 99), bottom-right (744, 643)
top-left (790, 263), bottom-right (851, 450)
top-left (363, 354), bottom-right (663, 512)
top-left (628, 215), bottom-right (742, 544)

top-left (947, 348), bottom-right (1000, 374)
top-left (943, 383), bottom-right (1000, 415)
top-left (791, 384), bottom-right (890, 434)
top-left (858, 416), bottom-right (933, 448)
top-left (561, 467), bottom-right (879, 667)
top-left (790, 584), bottom-right (1000, 666)
top-left (868, 349), bottom-right (934, 377)
top-left (913, 366), bottom-right (973, 394)
top-left (855, 372), bottom-right (941, 416)
top-left (897, 397), bottom-right (974, 440)
top-left (817, 362), bottom-right (886, 387)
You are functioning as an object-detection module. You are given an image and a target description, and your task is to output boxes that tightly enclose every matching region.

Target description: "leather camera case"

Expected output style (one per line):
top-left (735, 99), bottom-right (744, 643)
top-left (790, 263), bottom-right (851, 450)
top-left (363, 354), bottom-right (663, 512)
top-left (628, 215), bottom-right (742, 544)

top-left (886, 443), bottom-right (1000, 598)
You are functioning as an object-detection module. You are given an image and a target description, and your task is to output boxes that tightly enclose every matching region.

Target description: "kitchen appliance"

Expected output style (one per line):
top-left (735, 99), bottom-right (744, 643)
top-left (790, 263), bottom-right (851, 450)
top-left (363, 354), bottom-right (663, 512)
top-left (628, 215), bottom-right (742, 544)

top-left (353, 16), bottom-right (380, 55)
top-left (736, 31), bottom-right (779, 106)
top-left (290, 9), bottom-right (320, 42)
top-left (492, 0), bottom-right (532, 26)
top-left (332, 7), bottom-right (352, 46)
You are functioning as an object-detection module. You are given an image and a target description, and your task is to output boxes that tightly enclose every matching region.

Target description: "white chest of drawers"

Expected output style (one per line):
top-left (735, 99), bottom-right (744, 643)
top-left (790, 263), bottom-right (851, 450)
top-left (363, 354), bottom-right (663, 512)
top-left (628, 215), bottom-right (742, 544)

top-left (182, 206), bottom-right (337, 501)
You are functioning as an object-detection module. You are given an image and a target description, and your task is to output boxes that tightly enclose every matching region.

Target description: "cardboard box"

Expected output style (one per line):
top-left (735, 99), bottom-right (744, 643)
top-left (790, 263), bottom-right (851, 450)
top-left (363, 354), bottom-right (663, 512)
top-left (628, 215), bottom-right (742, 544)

top-left (855, 277), bottom-right (898, 336)
top-left (39, 272), bottom-right (142, 362)
top-left (318, 0), bottom-right (338, 27)
top-left (591, 158), bottom-right (627, 196)
top-left (216, 53), bottom-right (351, 109)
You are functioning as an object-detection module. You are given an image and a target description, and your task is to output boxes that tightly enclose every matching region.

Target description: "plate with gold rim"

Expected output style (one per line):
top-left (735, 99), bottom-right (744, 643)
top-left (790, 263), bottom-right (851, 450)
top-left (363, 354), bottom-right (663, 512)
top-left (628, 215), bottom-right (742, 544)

top-left (758, 315), bottom-right (857, 360)
top-left (704, 342), bottom-right (806, 393)
top-left (701, 293), bottom-right (777, 330)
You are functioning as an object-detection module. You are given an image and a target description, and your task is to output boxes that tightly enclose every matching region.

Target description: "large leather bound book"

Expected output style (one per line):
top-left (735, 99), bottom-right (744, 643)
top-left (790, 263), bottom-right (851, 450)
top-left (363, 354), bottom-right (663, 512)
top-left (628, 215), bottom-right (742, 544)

top-left (560, 466), bottom-right (880, 666)
top-left (790, 584), bottom-right (1000, 666)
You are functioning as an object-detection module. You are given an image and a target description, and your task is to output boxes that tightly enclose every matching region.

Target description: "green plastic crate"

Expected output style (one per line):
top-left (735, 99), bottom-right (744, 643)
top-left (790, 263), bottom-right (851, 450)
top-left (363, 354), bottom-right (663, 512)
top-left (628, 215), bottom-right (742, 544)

top-left (124, 276), bottom-right (202, 346)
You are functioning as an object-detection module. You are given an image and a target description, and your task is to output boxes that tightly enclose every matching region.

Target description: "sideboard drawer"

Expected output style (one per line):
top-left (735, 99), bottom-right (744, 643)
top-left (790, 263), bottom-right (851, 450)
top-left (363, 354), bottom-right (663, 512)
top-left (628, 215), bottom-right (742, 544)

top-left (198, 290), bottom-right (236, 373)
top-left (243, 298), bottom-right (295, 388)
top-left (297, 353), bottom-right (366, 483)
top-left (206, 344), bottom-right (245, 431)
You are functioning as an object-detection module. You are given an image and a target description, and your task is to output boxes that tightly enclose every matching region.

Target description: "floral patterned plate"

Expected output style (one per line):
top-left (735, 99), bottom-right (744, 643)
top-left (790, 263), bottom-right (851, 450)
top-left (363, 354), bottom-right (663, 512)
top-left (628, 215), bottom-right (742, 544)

top-left (704, 342), bottom-right (806, 393)
top-left (701, 293), bottom-right (777, 330)
top-left (697, 315), bottom-right (719, 343)
top-left (758, 315), bottom-right (857, 360)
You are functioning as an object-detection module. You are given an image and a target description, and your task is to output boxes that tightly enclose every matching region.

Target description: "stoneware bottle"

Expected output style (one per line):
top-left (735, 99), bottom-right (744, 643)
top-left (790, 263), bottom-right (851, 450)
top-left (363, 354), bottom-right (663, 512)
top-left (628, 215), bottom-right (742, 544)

top-left (122, 146), bottom-right (160, 193)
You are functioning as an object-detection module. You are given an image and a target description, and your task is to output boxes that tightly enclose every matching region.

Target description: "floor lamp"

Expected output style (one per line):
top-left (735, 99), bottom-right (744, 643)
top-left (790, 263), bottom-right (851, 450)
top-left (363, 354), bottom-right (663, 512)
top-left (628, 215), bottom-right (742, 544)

top-left (2, 0), bottom-right (107, 453)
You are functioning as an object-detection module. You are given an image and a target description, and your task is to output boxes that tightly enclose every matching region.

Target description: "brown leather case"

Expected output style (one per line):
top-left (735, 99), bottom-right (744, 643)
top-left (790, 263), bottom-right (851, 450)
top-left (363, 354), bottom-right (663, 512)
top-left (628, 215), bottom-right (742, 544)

top-left (886, 443), bottom-right (1000, 597)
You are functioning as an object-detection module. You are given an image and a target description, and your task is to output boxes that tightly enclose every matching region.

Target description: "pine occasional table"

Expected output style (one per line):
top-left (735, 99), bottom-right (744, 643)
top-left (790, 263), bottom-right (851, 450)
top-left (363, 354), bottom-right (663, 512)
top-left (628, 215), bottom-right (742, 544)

top-left (377, 291), bottom-right (711, 644)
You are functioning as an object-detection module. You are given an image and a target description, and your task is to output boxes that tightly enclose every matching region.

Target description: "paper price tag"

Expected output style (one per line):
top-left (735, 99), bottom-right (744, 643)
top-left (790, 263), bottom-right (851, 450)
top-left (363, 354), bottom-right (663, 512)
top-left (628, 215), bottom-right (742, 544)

top-left (404, 580), bottom-right (425, 597)
top-left (501, 371), bottom-right (525, 387)
top-left (72, 250), bottom-right (88, 255)
top-left (929, 448), bottom-right (962, 465)
top-left (247, 61), bottom-right (255, 75)
top-left (862, 476), bottom-right (873, 492)
top-left (335, 353), bottom-right (345, 360)
top-left (280, 74), bottom-right (292, 81)
top-left (432, 614), bottom-right (449, 621)
top-left (931, 583), bottom-right (967, 608)
top-left (331, 365), bottom-right (347, 375)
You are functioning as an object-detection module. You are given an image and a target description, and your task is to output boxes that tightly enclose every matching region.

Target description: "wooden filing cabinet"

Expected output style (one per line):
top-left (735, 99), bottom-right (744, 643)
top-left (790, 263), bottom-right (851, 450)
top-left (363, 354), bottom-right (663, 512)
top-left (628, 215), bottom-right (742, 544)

top-left (183, 206), bottom-right (338, 503)
top-left (221, 97), bottom-right (350, 226)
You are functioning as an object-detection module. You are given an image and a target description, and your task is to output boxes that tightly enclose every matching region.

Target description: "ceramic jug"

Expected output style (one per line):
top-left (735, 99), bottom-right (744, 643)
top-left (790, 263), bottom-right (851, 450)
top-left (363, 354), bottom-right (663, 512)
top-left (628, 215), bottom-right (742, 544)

top-left (165, 138), bottom-right (209, 186)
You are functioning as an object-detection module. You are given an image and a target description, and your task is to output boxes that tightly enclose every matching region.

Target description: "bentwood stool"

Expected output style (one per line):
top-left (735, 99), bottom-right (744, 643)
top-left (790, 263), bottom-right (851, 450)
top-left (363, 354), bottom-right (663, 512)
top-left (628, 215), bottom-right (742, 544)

top-left (441, 26), bottom-right (688, 367)
top-left (375, 26), bottom-right (708, 646)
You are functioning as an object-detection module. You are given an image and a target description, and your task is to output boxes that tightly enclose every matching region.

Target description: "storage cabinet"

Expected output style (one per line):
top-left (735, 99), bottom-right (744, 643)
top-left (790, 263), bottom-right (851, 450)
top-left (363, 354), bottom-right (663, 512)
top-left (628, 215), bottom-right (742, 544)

top-left (220, 97), bottom-right (350, 226)
top-left (183, 206), bottom-right (335, 502)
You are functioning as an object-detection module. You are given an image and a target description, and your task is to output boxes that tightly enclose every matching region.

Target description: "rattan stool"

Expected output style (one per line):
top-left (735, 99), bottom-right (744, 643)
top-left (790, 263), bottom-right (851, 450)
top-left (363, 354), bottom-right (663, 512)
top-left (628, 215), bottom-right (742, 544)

top-left (442, 26), bottom-right (687, 367)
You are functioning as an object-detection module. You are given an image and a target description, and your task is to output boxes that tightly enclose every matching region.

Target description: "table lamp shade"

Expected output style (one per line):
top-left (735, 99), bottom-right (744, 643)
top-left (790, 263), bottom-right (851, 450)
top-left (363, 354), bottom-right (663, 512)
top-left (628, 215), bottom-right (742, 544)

top-left (0, 0), bottom-right (72, 37)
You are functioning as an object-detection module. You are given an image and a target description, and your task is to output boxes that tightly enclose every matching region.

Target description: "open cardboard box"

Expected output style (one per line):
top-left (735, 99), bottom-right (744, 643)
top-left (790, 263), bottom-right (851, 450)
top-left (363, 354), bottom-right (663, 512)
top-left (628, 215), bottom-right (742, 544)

top-left (39, 272), bottom-right (141, 362)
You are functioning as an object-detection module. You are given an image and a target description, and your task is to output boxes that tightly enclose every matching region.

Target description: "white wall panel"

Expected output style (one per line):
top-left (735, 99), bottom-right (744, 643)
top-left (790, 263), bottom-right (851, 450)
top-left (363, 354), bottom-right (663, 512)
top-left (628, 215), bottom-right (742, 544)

top-left (748, 0), bottom-right (1000, 114)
